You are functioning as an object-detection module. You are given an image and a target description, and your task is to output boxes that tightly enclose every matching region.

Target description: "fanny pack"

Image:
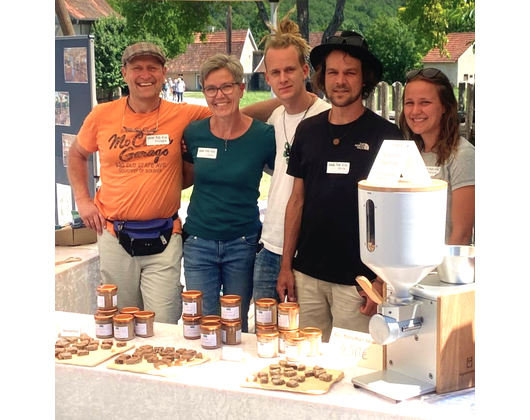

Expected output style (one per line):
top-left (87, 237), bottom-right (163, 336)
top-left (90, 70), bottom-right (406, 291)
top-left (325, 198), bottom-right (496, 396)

top-left (112, 213), bottom-right (177, 257)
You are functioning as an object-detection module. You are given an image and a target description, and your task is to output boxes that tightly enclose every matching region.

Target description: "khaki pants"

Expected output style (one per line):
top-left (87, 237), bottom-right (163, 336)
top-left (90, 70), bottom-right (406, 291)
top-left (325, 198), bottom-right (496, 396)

top-left (97, 229), bottom-right (184, 324)
top-left (294, 269), bottom-right (370, 342)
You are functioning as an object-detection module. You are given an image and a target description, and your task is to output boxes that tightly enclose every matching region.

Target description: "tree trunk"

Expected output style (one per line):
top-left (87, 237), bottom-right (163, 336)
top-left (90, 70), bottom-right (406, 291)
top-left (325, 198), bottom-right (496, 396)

top-left (322, 0), bottom-right (346, 43)
top-left (255, 2), bottom-right (271, 32)
top-left (55, 0), bottom-right (75, 36)
top-left (296, 0), bottom-right (309, 42)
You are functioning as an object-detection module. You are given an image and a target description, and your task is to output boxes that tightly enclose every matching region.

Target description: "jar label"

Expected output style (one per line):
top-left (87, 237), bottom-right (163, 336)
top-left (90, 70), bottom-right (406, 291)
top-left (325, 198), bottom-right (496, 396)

top-left (285, 344), bottom-right (300, 359)
top-left (96, 323), bottom-right (113, 335)
top-left (278, 313), bottom-right (289, 328)
top-left (97, 295), bottom-right (105, 308)
top-left (114, 325), bottom-right (130, 339)
top-left (183, 301), bottom-right (198, 315)
top-left (279, 337), bottom-right (285, 352)
top-left (221, 306), bottom-right (239, 320)
top-left (112, 294), bottom-right (117, 307)
top-left (184, 324), bottom-right (200, 338)
top-left (257, 340), bottom-right (277, 357)
top-left (256, 309), bottom-right (272, 324)
top-left (201, 332), bottom-right (217, 347)
top-left (135, 322), bottom-right (147, 336)
top-left (221, 329), bottom-right (226, 343)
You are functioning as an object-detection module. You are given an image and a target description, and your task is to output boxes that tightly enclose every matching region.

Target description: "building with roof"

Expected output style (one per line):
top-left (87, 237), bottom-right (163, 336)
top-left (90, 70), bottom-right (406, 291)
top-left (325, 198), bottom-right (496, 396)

top-left (422, 32), bottom-right (475, 85)
top-left (166, 29), bottom-right (260, 91)
top-left (55, 0), bottom-right (118, 36)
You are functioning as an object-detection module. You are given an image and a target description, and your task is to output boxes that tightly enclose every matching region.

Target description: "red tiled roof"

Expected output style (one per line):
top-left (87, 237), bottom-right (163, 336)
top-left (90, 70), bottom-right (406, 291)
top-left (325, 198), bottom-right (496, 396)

top-left (167, 29), bottom-right (252, 73)
top-left (64, 0), bottom-right (118, 20)
top-left (422, 32), bottom-right (475, 63)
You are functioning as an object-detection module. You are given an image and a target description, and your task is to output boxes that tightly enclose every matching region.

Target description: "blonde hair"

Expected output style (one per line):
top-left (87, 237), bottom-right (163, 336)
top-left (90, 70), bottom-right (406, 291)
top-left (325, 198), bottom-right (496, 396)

top-left (261, 8), bottom-right (311, 68)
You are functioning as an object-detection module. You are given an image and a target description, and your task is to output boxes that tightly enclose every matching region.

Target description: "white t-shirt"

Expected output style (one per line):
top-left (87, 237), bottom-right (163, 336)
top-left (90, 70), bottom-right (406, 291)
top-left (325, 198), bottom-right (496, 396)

top-left (261, 98), bottom-right (331, 254)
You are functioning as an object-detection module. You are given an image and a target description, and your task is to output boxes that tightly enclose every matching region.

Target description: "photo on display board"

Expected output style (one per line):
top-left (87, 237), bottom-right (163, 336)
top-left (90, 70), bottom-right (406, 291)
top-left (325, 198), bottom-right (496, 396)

top-left (64, 47), bottom-right (88, 83)
top-left (55, 91), bottom-right (70, 126)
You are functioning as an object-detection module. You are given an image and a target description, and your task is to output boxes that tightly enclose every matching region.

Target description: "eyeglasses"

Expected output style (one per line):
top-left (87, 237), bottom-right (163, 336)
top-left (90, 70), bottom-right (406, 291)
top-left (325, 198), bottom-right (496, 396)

top-left (405, 68), bottom-right (443, 81)
top-left (326, 35), bottom-right (367, 48)
top-left (122, 97), bottom-right (160, 135)
top-left (203, 82), bottom-right (240, 98)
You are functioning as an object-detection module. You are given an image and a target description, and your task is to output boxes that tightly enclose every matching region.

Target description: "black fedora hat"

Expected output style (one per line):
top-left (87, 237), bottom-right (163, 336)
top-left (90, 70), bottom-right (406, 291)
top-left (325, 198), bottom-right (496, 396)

top-left (309, 31), bottom-right (383, 82)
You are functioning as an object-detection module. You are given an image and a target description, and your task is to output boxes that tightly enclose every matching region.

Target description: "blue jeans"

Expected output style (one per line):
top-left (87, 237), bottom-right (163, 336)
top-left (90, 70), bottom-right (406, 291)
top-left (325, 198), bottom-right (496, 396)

top-left (253, 247), bottom-right (281, 303)
top-left (183, 230), bottom-right (260, 332)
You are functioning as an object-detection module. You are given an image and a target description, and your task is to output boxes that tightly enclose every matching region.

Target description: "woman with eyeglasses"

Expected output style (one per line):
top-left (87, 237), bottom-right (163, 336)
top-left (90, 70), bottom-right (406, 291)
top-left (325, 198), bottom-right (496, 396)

top-left (181, 53), bottom-right (276, 332)
top-left (399, 68), bottom-right (475, 245)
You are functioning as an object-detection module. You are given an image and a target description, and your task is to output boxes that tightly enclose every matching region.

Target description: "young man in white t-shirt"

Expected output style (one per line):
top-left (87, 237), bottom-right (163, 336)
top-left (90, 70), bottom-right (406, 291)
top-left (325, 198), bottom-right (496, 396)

top-left (253, 15), bottom-right (330, 304)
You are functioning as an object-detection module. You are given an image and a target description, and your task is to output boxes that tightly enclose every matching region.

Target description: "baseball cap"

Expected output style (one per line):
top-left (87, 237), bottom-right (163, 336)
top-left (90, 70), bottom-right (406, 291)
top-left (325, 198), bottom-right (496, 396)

top-left (122, 42), bottom-right (166, 66)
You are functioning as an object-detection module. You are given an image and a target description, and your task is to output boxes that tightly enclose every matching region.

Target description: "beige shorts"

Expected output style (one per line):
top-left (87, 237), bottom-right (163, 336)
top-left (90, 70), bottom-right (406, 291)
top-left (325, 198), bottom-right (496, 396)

top-left (97, 229), bottom-right (184, 324)
top-left (294, 269), bottom-right (370, 342)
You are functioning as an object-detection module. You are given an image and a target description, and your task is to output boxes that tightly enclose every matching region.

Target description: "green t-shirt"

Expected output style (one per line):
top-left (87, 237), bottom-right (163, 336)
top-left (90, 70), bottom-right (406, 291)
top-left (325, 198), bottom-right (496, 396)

top-left (183, 118), bottom-right (275, 240)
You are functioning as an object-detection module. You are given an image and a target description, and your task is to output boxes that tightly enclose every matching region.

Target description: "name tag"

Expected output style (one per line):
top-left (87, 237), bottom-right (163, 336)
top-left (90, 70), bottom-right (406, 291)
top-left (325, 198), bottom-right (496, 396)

top-left (426, 166), bottom-right (441, 177)
top-left (327, 162), bottom-right (350, 174)
top-left (197, 147), bottom-right (218, 159)
top-left (146, 134), bottom-right (170, 146)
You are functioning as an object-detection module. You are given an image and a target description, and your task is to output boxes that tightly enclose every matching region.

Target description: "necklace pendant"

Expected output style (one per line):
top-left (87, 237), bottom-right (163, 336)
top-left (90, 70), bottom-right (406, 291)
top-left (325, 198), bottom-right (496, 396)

top-left (333, 138), bottom-right (340, 146)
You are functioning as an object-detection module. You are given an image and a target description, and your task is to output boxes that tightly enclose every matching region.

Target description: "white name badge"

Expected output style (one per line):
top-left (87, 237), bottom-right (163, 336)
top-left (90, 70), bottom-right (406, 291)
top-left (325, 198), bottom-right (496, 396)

top-left (197, 147), bottom-right (218, 159)
top-left (327, 162), bottom-right (350, 174)
top-left (146, 134), bottom-right (170, 146)
top-left (426, 166), bottom-right (441, 177)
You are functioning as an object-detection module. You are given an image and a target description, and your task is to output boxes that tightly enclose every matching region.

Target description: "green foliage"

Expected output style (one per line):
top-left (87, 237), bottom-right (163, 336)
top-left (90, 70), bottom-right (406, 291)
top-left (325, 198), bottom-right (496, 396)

top-left (364, 15), bottom-right (423, 84)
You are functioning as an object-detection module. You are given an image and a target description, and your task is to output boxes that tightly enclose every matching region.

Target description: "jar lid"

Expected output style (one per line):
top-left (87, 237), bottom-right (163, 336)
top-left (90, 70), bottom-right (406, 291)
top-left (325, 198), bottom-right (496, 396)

top-left (113, 313), bottom-right (134, 322)
top-left (221, 320), bottom-right (241, 327)
top-left (201, 321), bottom-right (221, 330)
top-left (201, 315), bottom-right (221, 323)
top-left (182, 290), bottom-right (203, 298)
top-left (97, 308), bottom-right (118, 316)
top-left (278, 302), bottom-right (300, 310)
top-left (182, 314), bottom-right (203, 321)
top-left (97, 284), bottom-right (117, 292)
top-left (257, 330), bottom-right (279, 338)
top-left (94, 313), bottom-right (114, 321)
top-left (134, 310), bottom-right (155, 319)
top-left (120, 307), bottom-right (139, 314)
top-left (220, 294), bottom-right (241, 303)
top-left (285, 331), bottom-right (306, 342)
top-left (255, 298), bottom-right (277, 307)
top-left (301, 327), bottom-right (322, 337)
top-left (256, 325), bottom-right (278, 333)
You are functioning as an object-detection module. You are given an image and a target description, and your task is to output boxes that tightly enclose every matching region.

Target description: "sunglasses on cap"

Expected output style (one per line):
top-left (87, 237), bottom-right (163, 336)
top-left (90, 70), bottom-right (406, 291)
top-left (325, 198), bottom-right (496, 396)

top-left (405, 68), bottom-right (444, 81)
top-left (326, 35), bottom-right (367, 48)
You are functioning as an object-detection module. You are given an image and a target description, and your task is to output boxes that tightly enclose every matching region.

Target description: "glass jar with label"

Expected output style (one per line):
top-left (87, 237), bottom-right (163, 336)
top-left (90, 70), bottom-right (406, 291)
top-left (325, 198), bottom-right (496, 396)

top-left (256, 330), bottom-right (279, 358)
top-left (113, 313), bottom-right (135, 341)
top-left (279, 328), bottom-right (298, 354)
top-left (284, 331), bottom-right (307, 361)
top-left (94, 313), bottom-right (114, 339)
top-left (200, 321), bottom-right (221, 349)
top-left (96, 284), bottom-right (118, 311)
top-left (301, 327), bottom-right (322, 357)
top-left (134, 311), bottom-right (155, 338)
top-left (255, 298), bottom-right (277, 327)
top-left (182, 290), bottom-right (203, 316)
top-left (220, 295), bottom-right (241, 322)
top-left (183, 315), bottom-right (202, 340)
top-left (221, 320), bottom-right (242, 345)
top-left (277, 302), bottom-right (300, 331)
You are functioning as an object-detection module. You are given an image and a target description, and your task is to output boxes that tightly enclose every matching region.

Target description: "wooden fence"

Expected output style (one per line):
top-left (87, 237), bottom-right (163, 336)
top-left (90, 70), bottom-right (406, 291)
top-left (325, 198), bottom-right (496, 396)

top-left (365, 81), bottom-right (476, 145)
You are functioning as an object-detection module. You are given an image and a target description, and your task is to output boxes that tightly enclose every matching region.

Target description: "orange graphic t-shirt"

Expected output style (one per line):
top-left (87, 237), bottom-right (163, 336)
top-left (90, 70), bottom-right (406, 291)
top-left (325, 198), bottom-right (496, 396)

top-left (76, 97), bottom-right (212, 235)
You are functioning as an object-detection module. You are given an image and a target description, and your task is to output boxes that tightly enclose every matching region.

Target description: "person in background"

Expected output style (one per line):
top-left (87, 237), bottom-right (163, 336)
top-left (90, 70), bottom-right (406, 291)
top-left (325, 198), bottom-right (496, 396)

top-left (172, 78), bottom-right (178, 102)
top-left (253, 12), bottom-right (330, 304)
top-left (277, 31), bottom-right (404, 341)
top-left (176, 77), bottom-right (185, 103)
top-left (399, 68), bottom-right (475, 245)
top-left (182, 53), bottom-right (276, 332)
top-left (162, 78), bottom-right (170, 99)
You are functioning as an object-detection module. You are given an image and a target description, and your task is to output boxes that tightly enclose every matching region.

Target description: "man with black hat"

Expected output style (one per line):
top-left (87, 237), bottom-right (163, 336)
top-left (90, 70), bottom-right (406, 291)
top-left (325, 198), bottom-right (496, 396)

top-left (276, 31), bottom-right (404, 341)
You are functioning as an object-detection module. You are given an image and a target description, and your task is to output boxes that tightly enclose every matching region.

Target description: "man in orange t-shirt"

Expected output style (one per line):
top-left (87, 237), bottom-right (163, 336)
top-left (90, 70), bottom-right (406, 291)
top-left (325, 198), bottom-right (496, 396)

top-left (68, 42), bottom-right (212, 324)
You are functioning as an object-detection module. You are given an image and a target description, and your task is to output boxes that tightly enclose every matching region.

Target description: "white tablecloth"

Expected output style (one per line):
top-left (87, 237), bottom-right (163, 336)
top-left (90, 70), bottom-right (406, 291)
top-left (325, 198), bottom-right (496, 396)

top-left (55, 311), bottom-right (475, 419)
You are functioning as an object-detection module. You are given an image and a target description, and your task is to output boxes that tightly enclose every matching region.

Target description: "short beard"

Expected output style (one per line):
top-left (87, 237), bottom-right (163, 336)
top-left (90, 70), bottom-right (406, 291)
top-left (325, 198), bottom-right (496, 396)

top-left (327, 88), bottom-right (362, 108)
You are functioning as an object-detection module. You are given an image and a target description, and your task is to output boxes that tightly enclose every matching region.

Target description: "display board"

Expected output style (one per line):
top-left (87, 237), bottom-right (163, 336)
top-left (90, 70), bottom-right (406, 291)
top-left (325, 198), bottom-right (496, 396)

top-left (55, 35), bottom-right (97, 225)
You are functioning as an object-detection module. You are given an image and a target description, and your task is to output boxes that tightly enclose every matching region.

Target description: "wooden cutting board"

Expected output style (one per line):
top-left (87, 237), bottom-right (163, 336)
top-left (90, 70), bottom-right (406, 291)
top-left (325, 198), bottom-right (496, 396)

top-left (55, 343), bottom-right (135, 367)
top-left (241, 364), bottom-right (344, 395)
top-left (107, 354), bottom-right (210, 377)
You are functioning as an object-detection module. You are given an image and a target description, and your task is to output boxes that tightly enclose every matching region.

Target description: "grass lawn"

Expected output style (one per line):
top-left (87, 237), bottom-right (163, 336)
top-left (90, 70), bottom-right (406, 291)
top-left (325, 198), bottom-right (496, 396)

top-left (181, 90), bottom-right (274, 203)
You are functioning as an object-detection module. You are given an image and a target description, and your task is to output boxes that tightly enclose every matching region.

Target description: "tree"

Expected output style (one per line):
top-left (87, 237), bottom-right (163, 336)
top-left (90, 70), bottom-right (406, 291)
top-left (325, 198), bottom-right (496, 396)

top-left (364, 15), bottom-right (423, 84)
top-left (399, 0), bottom-right (475, 55)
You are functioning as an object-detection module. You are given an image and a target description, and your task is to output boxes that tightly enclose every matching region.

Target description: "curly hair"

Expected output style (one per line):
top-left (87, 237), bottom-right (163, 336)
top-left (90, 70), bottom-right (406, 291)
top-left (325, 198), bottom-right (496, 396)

top-left (398, 70), bottom-right (460, 166)
top-left (260, 8), bottom-right (311, 68)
